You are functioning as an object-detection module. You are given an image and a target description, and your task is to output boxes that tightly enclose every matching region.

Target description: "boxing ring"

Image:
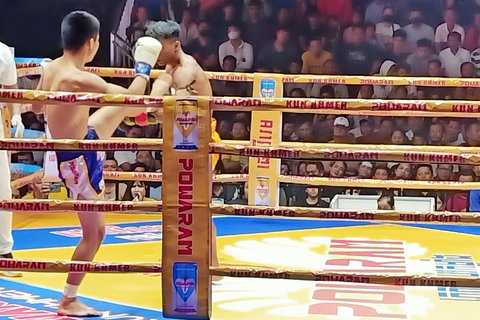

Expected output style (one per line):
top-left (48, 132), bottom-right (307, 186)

top-left (2, 60), bottom-right (480, 319)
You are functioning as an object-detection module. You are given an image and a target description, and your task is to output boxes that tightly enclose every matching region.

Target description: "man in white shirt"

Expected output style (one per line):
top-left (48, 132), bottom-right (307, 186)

top-left (435, 8), bottom-right (465, 52)
top-left (403, 9), bottom-right (434, 51)
top-left (218, 25), bottom-right (254, 72)
top-left (439, 32), bottom-right (471, 77)
top-left (0, 41), bottom-right (24, 277)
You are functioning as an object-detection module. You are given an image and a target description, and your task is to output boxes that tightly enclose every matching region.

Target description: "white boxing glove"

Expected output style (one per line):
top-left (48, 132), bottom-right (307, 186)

top-left (11, 114), bottom-right (24, 138)
top-left (133, 37), bottom-right (163, 80)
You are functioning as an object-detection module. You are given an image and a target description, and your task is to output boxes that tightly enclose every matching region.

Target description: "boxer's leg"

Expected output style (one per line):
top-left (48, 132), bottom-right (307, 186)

top-left (88, 106), bottom-right (148, 140)
top-left (57, 194), bottom-right (104, 316)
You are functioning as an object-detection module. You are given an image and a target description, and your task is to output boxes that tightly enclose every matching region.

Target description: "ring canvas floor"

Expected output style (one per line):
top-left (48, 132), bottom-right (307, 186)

top-left (1, 212), bottom-right (479, 319)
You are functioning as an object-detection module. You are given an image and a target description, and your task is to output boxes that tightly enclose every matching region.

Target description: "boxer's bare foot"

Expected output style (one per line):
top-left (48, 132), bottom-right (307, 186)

top-left (57, 298), bottom-right (102, 317)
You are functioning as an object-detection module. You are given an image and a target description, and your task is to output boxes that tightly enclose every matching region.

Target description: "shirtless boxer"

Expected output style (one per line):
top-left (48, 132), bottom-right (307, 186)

top-left (144, 20), bottom-right (222, 279)
top-left (33, 11), bottom-right (171, 316)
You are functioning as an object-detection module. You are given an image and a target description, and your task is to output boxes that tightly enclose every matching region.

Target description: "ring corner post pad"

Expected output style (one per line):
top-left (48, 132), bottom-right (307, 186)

top-left (162, 96), bottom-right (212, 319)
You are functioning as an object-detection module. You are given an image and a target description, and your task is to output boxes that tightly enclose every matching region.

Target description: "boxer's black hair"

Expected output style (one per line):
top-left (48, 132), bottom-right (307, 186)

top-left (61, 11), bottom-right (100, 51)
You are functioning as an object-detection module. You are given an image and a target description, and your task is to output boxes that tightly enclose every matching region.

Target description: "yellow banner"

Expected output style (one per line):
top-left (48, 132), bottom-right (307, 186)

top-left (71, 66), bottom-right (480, 88)
top-left (162, 96), bottom-right (211, 319)
top-left (3, 88), bottom-right (480, 116)
top-left (210, 204), bottom-right (472, 224)
top-left (247, 110), bottom-right (282, 206)
top-left (211, 142), bottom-right (480, 164)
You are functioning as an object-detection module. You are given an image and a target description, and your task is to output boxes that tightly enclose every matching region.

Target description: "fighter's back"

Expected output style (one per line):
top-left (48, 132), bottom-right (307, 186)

top-left (40, 59), bottom-right (92, 140)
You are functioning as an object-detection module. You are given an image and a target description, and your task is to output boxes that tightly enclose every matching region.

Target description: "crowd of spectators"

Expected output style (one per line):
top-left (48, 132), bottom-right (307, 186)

top-left (11, 0), bottom-right (480, 212)
top-left (129, 0), bottom-right (480, 99)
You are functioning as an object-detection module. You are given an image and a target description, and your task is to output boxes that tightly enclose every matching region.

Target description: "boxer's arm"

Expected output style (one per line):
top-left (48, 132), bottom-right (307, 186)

top-left (150, 73), bottom-right (173, 96)
top-left (78, 72), bottom-right (148, 95)
top-left (32, 75), bottom-right (45, 113)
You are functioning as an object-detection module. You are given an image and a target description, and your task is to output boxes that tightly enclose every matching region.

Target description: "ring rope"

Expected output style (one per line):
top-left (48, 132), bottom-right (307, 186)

top-left (10, 171), bottom-right (246, 190)
top-left (0, 199), bottom-right (162, 214)
top-left (2, 89), bottom-right (480, 116)
top-left (0, 138), bottom-right (162, 151)
top-left (102, 171), bottom-right (247, 182)
top-left (2, 138), bottom-right (480, 166)
top-left (13, 61), bottom-right (480, 293)
top-left (213, 142), bottom-right (480, 164)
top-left (2, 199), bottom-right (480, 225)
top-left (11, 169), bottom-right (44, 189)
top-left (209, 266), bottom-right (474, 288)
top-left (0, 257), bottom-right (474, 288)
top-left (0, 258), bottom-right (161, 273)
top-left (214, 204), bottom-right (469, 224)
top-left (17, 62), bottom-right (480, 88)
top-left (279, 175), bottom-right (480, 190)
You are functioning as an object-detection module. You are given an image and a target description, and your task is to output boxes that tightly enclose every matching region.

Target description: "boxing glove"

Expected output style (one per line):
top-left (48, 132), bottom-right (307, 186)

top-left (133, 37), bottom-right (163, 80)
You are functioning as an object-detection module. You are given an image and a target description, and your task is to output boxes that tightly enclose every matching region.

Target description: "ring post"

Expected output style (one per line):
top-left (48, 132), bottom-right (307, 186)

top-left (162, 96), bottom-right (212, 319)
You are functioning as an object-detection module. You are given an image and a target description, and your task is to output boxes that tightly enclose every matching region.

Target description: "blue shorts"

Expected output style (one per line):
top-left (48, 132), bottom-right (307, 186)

top-left (56, 128), bottom-right (106, 200)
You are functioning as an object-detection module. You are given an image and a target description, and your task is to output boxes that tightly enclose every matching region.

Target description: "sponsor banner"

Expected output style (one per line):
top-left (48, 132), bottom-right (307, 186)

top-left (248, 111), bottom-right (282, 207)
top-left (213, 224), bottom-right (480, 319)
top-left (162, 96), bottom-right (211, 318)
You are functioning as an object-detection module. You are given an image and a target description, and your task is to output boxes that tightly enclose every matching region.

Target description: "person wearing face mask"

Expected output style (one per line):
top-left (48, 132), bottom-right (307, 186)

top-left (184, 20), bottom-right (218, 69)
top-left (218, 25), bottom-right (254, 71)
top-left (375, 7), bottom-right (401, 51)
top-left (403, 9), bottom-right (434, 51)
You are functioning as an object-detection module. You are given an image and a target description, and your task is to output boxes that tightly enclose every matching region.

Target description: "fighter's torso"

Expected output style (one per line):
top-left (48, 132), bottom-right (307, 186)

top-left (171, 54), bottom-right (212, 96)
top-left (40, 60), bottom-right (90, 139)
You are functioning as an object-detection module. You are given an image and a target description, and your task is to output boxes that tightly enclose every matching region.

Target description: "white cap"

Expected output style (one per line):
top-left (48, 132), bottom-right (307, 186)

top-left (361, 161), bottom-right (373, 168)
top-left (334, 116), bottom-right (349, 127)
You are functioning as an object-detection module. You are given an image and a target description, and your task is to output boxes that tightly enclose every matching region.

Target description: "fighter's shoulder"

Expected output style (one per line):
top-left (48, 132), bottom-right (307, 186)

top-left (69, 70), bottom-right (106, 91)
top-left (183, 54), bottom-right (202, 70)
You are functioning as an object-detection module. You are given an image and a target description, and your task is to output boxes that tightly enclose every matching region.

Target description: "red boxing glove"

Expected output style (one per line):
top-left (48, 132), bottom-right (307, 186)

top-left (135, 112), bottom-right (149, 126)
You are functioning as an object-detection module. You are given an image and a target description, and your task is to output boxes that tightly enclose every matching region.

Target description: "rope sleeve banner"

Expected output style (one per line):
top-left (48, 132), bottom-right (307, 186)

top-left (0, 258), bottom-right (161, 273)
top-left (209, 266), bottom-right (477, 288)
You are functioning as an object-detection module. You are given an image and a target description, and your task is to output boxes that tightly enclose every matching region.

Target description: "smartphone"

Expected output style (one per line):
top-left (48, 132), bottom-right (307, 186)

top-left (49, 182), bottom-right (61, 193)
